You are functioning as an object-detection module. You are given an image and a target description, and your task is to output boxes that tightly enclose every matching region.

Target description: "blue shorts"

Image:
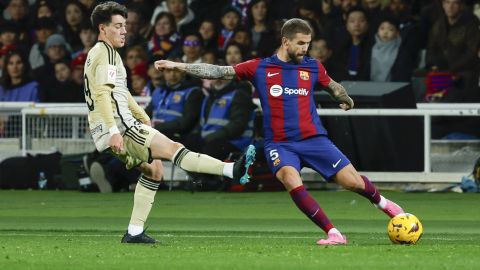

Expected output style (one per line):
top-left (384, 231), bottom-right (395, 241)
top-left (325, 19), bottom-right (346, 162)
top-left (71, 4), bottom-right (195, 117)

top-left (264, 135), bottom-right (350, 181)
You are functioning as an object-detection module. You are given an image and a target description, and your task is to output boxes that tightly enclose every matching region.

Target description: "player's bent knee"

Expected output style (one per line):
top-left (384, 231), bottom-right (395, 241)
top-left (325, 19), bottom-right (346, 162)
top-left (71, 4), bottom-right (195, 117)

top-left (139, 161), bottom-right (163, 181)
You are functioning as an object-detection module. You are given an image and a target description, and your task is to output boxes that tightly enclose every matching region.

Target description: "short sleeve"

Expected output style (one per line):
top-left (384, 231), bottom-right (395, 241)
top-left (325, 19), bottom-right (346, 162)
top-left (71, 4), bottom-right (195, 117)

top-left (316, 60), bottom-right (331, 87)
top-left (233, 59), bottom-right (260, 81)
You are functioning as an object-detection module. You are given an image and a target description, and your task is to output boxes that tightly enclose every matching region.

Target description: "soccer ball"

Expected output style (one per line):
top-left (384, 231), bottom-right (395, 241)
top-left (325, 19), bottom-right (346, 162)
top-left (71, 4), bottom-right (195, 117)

top-left (387, 213), bottom-right (423, 244)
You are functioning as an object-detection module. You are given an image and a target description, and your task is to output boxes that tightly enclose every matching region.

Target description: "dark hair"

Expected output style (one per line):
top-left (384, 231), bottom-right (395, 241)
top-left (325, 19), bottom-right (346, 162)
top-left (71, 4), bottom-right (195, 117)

top-left (224, 42), bottom-right (246, 61)
top-left (281, 18), bottom-right (312, 40)
top-left (1, 51), bottom-right (32, 89)
top-left (90, 1), bottom-right (128, 33)
top-left (345, 6), bottom-right (368, 22)
top-left (246, 0), bottom-right (274, 29)
top-left (153, 12), bottom-right (176, 34)
top-left (378, 17), bottom-right (400, 31)
top-left (63, 0), bottom-right (87, 27)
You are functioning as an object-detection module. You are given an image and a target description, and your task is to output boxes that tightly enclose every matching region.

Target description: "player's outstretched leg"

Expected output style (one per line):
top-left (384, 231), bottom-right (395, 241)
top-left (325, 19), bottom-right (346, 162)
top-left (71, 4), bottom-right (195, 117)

top-left (334, 165), bottom-right (405, 218)
top-left (122, 161), bottom-right (163, 244)
top-left (171, 144), bottom-right (255, 183)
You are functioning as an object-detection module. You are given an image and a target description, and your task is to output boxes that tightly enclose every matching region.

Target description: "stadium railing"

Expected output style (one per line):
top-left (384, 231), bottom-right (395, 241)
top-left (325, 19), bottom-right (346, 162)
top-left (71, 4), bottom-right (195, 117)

top-left (1, 101), bottom-right (479, 183)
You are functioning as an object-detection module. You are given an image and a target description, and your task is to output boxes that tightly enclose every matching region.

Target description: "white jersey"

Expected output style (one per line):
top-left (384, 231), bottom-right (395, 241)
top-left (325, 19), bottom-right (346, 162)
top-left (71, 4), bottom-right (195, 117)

top-left (84, 41), bottom-right (149, 151)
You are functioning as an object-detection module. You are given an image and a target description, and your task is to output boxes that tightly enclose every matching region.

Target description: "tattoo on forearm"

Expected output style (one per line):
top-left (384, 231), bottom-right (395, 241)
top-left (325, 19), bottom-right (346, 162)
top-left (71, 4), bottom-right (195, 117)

top-left (185, 64), bottom-right (236, 80)
top-left (327, 81), bottom-right (347, 100)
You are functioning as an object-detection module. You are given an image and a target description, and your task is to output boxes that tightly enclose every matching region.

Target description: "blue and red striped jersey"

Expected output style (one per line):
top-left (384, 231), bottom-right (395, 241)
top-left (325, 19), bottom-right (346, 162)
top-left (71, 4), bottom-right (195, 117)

top-left (234, 54), bottom-right (331, 142)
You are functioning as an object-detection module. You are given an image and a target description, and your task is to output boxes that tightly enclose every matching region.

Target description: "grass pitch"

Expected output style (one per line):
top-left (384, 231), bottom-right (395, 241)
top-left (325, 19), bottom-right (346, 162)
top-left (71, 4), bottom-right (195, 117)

top-left (0, 190), bottom-right (479, 269)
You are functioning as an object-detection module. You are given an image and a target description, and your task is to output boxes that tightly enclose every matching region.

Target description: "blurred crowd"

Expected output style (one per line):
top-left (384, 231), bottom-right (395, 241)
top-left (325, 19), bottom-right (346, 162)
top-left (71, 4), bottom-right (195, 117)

top-left (0, 0), bottom-right (478, 103)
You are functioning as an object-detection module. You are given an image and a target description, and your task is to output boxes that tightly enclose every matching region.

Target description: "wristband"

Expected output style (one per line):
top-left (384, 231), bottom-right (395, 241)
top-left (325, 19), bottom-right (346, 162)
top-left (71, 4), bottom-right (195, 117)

top-left (109, 126), bottom-right (120, 135)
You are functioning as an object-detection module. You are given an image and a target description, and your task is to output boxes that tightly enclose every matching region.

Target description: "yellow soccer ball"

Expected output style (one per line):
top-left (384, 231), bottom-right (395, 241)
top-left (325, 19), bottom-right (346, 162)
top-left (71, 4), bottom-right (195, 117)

top-left (387, 213), bottom-right (423, 244)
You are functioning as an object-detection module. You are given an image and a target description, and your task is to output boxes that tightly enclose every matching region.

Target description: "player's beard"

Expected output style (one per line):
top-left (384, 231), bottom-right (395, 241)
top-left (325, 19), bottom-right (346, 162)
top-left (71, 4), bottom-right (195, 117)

top-left (287, 49), bottom-right (303, 64)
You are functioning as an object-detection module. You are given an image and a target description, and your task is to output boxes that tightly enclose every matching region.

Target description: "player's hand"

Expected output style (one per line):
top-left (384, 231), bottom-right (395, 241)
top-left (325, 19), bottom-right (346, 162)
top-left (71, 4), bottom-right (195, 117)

top-left (154, 60), bottom-right (185, 71)
top-left (109, 133), bottom-right (124, 153)
top-left (339, 95), bottom-right (354, 111)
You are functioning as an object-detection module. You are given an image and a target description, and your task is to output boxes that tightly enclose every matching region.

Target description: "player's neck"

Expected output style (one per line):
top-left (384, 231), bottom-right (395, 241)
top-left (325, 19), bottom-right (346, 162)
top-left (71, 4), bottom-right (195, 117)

top-left (276, 49), bottom-right (291, 63)
top-left (98, 35), bottom-right (114, 48)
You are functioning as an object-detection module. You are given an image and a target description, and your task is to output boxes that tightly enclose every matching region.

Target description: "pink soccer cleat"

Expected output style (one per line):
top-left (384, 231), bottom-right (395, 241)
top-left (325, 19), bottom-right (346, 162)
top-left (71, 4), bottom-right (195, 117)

top-left (316, 233), bottom-right (347, 245)
top-left (380, 199), bottom-right (405, 218)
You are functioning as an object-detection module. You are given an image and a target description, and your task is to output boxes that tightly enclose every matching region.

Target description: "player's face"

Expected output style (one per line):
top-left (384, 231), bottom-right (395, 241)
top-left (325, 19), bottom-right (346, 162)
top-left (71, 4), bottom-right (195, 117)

top-left (285, 33), bottom-right (311, 64)
top-left (102, 15), bottom-right (126, 48)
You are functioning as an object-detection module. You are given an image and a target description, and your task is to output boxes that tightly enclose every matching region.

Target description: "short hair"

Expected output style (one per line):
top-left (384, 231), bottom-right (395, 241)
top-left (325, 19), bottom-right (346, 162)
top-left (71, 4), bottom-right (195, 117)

top-left (281, 18), bottom-right (312, 40)
top-left (90, 1), bottom-right (128, 33)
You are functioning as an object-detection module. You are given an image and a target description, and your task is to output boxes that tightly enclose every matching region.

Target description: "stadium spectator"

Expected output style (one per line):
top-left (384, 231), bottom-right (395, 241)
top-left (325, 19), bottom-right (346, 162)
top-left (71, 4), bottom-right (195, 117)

top-left (218, 6), bottom-right (242, 51)
top-left (61, 0), bottom-right (88, 52)
top-left (70, 52), bottom-right (86, 88)
top-left (29, 17), bottom-right (57, 70)
top-left (72, 22), bottom-right (96, 58)
top-left (224, 42), bottom-right (245, 66)
top-left (232, 27), bottom-right (252, 56)
top-left (2, 0), bottom-right (30, 44)
top-left (427, 0), bottom-right (480, 139)
top-left (124, 45), bottom-right (148, 71)
top-left (145, 58), bottom-right (203, 142)
top-left (147, 12), bottom-right (182, 61)
top-left (308, 37), bottom-right (341, 81)
top-left (0, 50), bottom-right (39, 102)
top-left (334, 7), bottom-right (373, 81)
top-left (201, 49), bottom-right (218, 65)
top-left (369, 18), bottom-right (416, 82)
top-left (0, 21), bottom-right (20, 53)
top-left (361, 0), bottom-right (386, 32)
top-left (245, 0), bottom-right (277, 57)
top-left (149, 0), bottom-right (196, 35)
top-left (191, 79), bottom-right (255, 160)
top-left (33, 0), bottom-right (56, 19)
top-left (197, 19), bottom-right (218, 51)
top-left (78, 0), bottom-right (95, 13)
top-left (130, 61), bottom-right (151, 97)
top-left (181, 33), bottom-right (204, 64)
top-left (296, 0), bottom-right (325, 37)
top-left (33, 33), bottom-right (72, 100)
top-left (146, 61), bottom-right (164, 90)
top-left (124, 4), bottom-right (148, 47)
top-left (426, 0), bottom-right (480, 102)
top-left (43, 59), bottom-right (83, 102)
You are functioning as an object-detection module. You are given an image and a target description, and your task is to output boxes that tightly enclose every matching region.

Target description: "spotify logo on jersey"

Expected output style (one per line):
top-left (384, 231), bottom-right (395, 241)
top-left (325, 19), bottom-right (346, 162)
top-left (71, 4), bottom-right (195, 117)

top-left (269, 84), bottom-right (283, 97)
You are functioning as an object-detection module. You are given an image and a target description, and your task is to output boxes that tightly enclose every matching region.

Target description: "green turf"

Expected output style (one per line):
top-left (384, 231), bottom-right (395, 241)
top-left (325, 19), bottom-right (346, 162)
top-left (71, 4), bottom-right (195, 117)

top-left (0, 190), bottom-right (479, 269)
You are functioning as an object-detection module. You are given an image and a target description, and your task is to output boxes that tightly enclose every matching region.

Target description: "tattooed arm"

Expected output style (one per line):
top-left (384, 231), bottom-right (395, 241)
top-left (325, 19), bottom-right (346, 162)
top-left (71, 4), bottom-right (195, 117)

top-left (325, 79), bottom-right (354, 110)
top-left (154, 60), bottom-right (236, 80)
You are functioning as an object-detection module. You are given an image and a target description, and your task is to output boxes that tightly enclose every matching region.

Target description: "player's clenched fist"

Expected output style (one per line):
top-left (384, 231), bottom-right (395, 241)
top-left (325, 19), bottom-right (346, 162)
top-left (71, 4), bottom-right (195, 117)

top-left (154, 60), bottom-right (185, 71)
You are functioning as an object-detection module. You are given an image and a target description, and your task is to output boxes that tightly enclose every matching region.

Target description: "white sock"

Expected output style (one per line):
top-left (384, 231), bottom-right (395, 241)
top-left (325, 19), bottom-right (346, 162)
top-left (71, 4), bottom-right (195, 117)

top-left (223, 162), bottom-right (234, 178)
top-left (328, 228), bottom-right (341, 235)
top-left (128, 224), bottom-right (144, 236)
top-left (376, 195), bottom-right (387, 209)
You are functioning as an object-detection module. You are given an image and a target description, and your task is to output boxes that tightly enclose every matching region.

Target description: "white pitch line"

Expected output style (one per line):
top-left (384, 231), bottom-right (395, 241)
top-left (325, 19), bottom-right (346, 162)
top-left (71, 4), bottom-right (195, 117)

top-left (0, 233), bottom-right (469, 241)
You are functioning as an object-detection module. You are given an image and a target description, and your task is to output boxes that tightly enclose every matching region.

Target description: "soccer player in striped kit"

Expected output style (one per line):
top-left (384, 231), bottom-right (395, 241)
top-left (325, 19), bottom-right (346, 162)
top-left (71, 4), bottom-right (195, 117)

top-left (156, 18), bottom-right (405, 245)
